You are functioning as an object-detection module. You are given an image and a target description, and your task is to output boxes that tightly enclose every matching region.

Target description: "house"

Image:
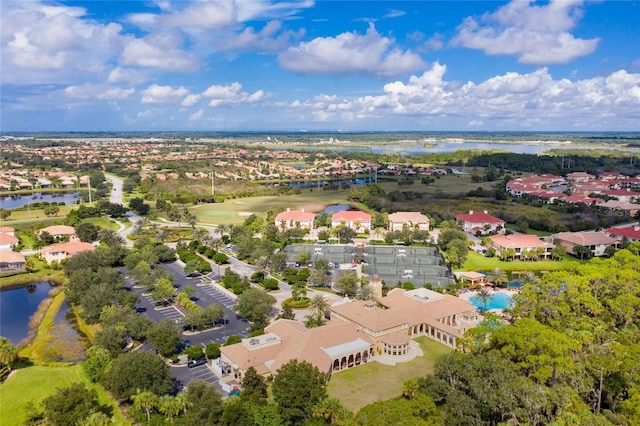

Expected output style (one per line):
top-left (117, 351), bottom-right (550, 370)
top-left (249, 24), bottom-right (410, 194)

top-left (0, 250), bottom-right (26, 273)
top-left (331, 210), bottom-right (372, 232)
top-left (387, 212), bottom-right (430, 232)
top-left (41, 241), bottom-right (94, 264)
top-left (566, 171), bottom-right (595, 182)
top-left (487, 234), bottom-right (554, 260)
top-left (455, 210), bottom-right (505, 235)
top-left (274, 209), bottom-right (316, 231)
top-left (38, 225), bottom-right (78, 241)
top-left (0, 230), bottom-right (19, 250)
top-left (219, 288), bottom-right (478, 380)
top-left (552, 231), bottom-right (620, 257)
top-left (603, 189), bottom-right (640, 203)
top-left (606, 223), bottom-right (640, 242)
top-left (596, 200), bottom-right (640, 217)
top-left (560, 194), bottom-right (603, 205)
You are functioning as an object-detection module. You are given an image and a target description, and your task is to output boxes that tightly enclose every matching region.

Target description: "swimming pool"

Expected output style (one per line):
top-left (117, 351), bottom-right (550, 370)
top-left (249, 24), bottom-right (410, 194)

top-left (469, 292), bottom-right (514, 311)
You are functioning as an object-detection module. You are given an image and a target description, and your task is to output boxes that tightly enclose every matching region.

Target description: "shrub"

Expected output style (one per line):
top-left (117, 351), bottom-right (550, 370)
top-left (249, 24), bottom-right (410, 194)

top-left (184, 346), bottom-right (205, 360)
top-left (282, 297), bottom-right (311, 309)
top-left (223, 335), bottom-right (242, 346)
top-left (213, 253), bottom-right (228, 264)
top-left (199, 260), bottom-right (212, 273)
top-left (205, 343), bottom-right (221, 359)
top-left (262, 278), bottom-right (279, 291)
top-left (250, 271), bottom-right (265, 283)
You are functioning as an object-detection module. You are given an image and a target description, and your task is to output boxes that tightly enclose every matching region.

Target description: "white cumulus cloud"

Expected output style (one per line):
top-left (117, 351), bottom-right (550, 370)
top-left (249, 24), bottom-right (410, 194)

top-left (290, 63), bottom-right (640, 129)
top-left (278, 23), bottom-right (425, 77)
top-left (141, 84), bottom-right (189, 104)
top-left (201, 82), bottom-right (268, 107)
top-left (181, 94), bottom-right (202, 107)
top-left (1, 1), bottom-right (124, 84)
top-left (120, 32), bottom-right (201, 71)
top-left (64, 84), bottom-right (135, 100)
top-left (452, 0), bottom-right (600, 65)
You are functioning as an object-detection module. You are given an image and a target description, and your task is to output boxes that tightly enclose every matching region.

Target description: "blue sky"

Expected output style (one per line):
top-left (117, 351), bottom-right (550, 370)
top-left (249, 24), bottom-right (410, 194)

top-left (1, 0), bottom-right (639, 132)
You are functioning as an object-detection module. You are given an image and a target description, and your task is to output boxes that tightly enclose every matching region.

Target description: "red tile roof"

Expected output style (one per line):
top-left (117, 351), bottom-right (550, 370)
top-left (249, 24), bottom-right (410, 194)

top-left (0, 250), bottom-right (25, 263)
top-left (274, 210), bottom-right (316, 222)
top-left (41, 241), bottom-right (94, 255)
top-left (606, 224), bottom-right (640, 240)
top-left (332, 210), bottom-right (371, 222)
top-left (0, 233), bottom-right (19, 244)
top-left (455, 211), bottom-right (504, 224)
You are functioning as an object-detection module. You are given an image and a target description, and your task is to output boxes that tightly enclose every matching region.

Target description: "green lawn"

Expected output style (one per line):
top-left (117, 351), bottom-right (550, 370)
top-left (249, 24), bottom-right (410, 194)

top-left (461, 251), bottom-right (583, 273)
top-left (326, 336), bottom-right (452, 413)
top-left (189, 191), bottom-right (351, 225)
top-left (0, 365), bottom-right (129, 426)
top-left (82, 217), bottom-right (121, 231)
top-left (376, 174), bottom-right (496, 194)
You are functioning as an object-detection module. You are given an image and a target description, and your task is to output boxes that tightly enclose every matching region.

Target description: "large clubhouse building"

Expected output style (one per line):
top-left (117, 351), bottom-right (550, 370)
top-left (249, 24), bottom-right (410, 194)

top-left (218, 287), bottom-right (479, 380)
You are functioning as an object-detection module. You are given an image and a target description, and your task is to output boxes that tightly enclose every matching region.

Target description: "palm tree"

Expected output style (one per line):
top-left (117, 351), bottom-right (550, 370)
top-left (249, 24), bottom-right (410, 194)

top-left (191, 228), bottom-right (206, 243)
top-left (521, 271), bottom-right (541, 286)
top-left (476, 287), bottom-right (494, 312)
top-left (132, 389), bottom-right (158, 423)
top-left (216, 224), bottom-right (229, 238)
top-left (158, 395), bottom-right (181, 424)
top-left (486, 267), bottom-right (507, 287)
top-left (0, 337), bottom-right (18, 369)
top-left (309, 293), bottom-right (330, 322)
top-left (154, 229), bottom-right (169, 244)
top-left (357, 284), bottom-right (377, 301)
top-left (98, 229), bottom-right (125, 246)
top-left (304, 314), bottom-right (324, 328)
top-left (402, 378), bottom-right (420, 400)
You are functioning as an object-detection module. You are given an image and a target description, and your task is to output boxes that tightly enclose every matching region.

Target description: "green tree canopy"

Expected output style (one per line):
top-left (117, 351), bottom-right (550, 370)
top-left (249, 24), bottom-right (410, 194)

top-left (234, 288), bottom-right (276, 324)
top-left (102, 350), bottom-right (173, 401)
top-left (335, 271), bottom-right (359, 295)
top-left (272, 359), bottom-right (327, 424)
top-left (42, 383), bottom-right (103, 426)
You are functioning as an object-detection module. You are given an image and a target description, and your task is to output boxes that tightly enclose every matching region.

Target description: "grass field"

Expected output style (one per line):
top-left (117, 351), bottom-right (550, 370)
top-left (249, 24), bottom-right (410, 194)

top-left (0, 365), bottom-right (129, 426)
top-left (376, 174), bottom-right (496, 194)
top-left (461, 251), bottom-right (584, 274)
top-left (3, 207), bottom-right (73, 222)
top-left (189, 190), bottom-right (351, 224)
top-left (326, 336), bottom-right (452, 412)
top-left (83, 217), bottom-right (121, 231)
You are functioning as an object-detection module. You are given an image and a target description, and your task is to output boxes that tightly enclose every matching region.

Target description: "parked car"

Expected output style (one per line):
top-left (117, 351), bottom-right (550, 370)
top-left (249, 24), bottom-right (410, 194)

top-left (188, 358), bottom-right (207, 368)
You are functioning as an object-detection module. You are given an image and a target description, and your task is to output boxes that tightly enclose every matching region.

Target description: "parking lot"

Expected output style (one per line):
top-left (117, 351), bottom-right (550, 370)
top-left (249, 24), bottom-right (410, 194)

top-left (123, 261), bottom-right (250, 395)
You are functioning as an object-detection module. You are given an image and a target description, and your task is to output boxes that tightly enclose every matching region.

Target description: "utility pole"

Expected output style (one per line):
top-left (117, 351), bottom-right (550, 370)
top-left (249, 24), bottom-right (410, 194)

top-left (211, 170), bottom-right (215, 198)
top-left (88, 180), bottom-right (92, 204)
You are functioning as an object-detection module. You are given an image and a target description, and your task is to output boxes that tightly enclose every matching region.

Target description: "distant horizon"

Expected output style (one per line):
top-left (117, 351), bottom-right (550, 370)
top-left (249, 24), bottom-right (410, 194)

top-left (3, 130), bottom-right (640, 137)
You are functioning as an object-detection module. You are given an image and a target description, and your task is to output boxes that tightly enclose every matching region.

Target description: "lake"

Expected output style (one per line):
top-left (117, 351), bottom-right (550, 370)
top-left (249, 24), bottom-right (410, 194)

top-left (0, 192), bottom-right (80, 209)
top-left (324, 204), bottom-right (350, 214)
top-left (304, 140), bottom-right (640, 156)
top-left (0, 282), bottom-right (53, 345)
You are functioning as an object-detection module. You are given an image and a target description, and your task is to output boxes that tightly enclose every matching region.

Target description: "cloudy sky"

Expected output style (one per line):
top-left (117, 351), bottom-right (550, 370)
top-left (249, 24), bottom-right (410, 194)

top-left (1, 0), bottom-right (639, 132)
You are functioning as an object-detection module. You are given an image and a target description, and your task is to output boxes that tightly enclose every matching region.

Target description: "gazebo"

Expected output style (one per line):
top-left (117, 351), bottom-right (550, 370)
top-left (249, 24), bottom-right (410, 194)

top-left (454, 271), bottom-right (486, 286)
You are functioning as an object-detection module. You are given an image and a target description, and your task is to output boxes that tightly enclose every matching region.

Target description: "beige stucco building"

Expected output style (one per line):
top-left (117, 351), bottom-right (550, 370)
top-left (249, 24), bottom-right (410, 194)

top-left (218, 288), bottom-right (479, 381)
